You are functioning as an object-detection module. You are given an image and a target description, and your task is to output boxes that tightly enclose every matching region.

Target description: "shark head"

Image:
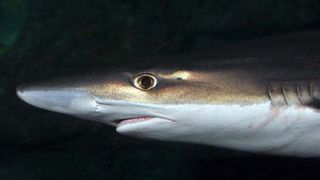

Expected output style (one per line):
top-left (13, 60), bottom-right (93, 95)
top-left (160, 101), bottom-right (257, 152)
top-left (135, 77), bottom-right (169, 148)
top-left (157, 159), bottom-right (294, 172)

top-left (16, 31), bottom-right (320, 157)
top-left (16, 63), bottom-right (320, 157)
top-left (16, 66), bottom-right (269, 146)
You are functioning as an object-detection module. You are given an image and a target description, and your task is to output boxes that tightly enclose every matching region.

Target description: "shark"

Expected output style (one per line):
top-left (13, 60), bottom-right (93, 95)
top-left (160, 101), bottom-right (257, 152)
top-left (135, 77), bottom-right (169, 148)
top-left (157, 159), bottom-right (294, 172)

top-left (17, 30), bottom-right (320, 157)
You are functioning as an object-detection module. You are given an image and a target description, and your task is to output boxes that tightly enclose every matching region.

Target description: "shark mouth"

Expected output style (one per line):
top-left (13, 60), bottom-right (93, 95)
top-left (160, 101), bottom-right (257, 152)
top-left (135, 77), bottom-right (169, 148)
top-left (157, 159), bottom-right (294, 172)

top-left (113, 116), bottom-right (154, 127)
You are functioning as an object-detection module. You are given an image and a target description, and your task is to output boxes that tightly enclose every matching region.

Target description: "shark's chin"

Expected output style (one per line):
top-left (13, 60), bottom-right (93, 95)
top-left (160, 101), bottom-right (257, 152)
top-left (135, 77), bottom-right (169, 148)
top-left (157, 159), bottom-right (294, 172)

top-left (116, 117), bottom-right (174, 137)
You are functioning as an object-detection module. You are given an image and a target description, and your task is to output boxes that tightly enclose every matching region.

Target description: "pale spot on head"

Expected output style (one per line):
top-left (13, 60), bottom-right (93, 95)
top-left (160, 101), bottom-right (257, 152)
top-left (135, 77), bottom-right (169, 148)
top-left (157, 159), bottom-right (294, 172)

top-left (160, 71), bottom-right (192, 80)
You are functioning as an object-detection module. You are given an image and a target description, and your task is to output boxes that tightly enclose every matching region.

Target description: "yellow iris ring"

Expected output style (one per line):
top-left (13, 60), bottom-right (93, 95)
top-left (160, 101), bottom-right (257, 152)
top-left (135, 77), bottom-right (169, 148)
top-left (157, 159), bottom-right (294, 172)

top-left (133, 73), bottom-right (157, 90)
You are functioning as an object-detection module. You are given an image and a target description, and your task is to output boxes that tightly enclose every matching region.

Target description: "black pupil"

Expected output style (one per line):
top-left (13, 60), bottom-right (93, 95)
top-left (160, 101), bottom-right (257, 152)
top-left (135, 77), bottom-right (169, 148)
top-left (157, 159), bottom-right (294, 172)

top-left (140, 76), bottom-right (153, 89)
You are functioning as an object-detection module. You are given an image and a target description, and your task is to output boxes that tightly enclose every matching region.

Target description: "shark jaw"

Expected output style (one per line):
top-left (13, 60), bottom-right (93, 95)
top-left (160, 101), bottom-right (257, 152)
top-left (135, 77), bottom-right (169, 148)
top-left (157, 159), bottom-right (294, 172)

top-left (16, 87), bottom-right (175, 136)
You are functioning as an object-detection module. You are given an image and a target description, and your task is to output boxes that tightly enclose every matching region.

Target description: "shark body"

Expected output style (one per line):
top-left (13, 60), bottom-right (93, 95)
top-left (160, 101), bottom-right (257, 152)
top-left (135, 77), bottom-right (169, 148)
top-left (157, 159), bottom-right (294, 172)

top-left (17, 30), bottom-right (320, 157)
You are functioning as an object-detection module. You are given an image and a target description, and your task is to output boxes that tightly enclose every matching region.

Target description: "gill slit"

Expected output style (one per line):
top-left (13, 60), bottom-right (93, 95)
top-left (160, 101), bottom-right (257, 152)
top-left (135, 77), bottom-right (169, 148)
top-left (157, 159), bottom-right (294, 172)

top-left (267, 82), bottom-right (273, 103)
top-left (296, 81), bottom-right (304, 104)
top-left (309, 80), bottom-right (314, 98)
top-left (281, 82), bottom-right (289, 105)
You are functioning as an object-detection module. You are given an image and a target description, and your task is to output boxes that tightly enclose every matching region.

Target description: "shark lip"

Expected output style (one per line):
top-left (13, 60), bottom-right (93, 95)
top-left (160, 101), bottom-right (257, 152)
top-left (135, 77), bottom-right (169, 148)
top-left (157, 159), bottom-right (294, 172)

top-left (114, 116), bottom-right (154, 127)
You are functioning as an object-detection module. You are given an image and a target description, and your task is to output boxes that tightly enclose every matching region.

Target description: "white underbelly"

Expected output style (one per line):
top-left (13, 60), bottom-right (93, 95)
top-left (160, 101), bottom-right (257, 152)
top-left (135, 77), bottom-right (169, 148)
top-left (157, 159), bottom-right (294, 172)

top-left (160, 102), bottom-right (320, 157)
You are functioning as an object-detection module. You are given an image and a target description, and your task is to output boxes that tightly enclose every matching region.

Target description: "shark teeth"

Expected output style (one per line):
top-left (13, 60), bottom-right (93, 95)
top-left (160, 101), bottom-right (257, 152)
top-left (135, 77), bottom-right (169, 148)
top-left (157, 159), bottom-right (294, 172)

top-left (114, 116), bottom-right (153, 126)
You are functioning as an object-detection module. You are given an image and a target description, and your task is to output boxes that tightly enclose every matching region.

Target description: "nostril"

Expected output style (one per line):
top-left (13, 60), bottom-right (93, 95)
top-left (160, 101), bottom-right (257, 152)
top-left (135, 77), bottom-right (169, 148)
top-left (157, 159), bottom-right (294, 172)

top-left (16, 85), bottom-right (26, 99)
top-left (16, 85), bottom-right (35, 104)
top-left (16, 83), bottom-right (39, 102)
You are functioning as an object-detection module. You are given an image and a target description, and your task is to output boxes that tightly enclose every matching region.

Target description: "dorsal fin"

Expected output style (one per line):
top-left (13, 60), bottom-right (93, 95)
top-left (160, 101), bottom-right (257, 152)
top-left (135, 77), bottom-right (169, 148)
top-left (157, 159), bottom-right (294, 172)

top-left (267, 79), bottom-right (320, 109)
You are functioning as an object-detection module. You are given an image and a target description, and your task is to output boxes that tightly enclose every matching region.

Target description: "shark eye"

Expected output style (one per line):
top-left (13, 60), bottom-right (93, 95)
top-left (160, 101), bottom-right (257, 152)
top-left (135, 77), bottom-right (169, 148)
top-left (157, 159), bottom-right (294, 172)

top-left (133, 74), bottom-right (157, 90)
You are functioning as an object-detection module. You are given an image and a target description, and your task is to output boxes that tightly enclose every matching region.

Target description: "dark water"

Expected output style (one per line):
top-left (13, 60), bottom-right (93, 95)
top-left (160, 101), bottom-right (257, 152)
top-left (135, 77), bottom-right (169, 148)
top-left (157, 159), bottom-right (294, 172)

top-left (1, 0), bottom-right (320, 179)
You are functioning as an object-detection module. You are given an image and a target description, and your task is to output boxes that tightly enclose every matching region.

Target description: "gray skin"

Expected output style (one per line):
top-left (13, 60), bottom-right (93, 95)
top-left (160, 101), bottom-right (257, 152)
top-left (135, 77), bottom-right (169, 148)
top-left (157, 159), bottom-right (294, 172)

top-left (17, 30), bottom-right (320, 157)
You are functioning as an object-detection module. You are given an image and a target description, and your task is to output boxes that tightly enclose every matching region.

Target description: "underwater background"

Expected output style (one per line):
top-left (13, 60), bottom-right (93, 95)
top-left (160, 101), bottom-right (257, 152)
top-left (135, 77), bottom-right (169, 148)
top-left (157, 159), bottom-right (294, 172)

top-left (1, 0), bottom-right (320, 179)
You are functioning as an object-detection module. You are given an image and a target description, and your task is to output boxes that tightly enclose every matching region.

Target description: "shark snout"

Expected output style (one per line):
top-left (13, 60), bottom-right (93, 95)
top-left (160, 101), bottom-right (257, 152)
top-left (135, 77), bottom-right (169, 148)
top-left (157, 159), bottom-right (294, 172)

top-left (16, 84), bottom-right (98, 115)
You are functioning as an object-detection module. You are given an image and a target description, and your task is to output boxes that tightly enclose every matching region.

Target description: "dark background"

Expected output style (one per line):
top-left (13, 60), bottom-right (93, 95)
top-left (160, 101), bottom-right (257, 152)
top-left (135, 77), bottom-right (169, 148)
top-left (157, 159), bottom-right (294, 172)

top-left (1, 0), bottom-right (320, 179)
